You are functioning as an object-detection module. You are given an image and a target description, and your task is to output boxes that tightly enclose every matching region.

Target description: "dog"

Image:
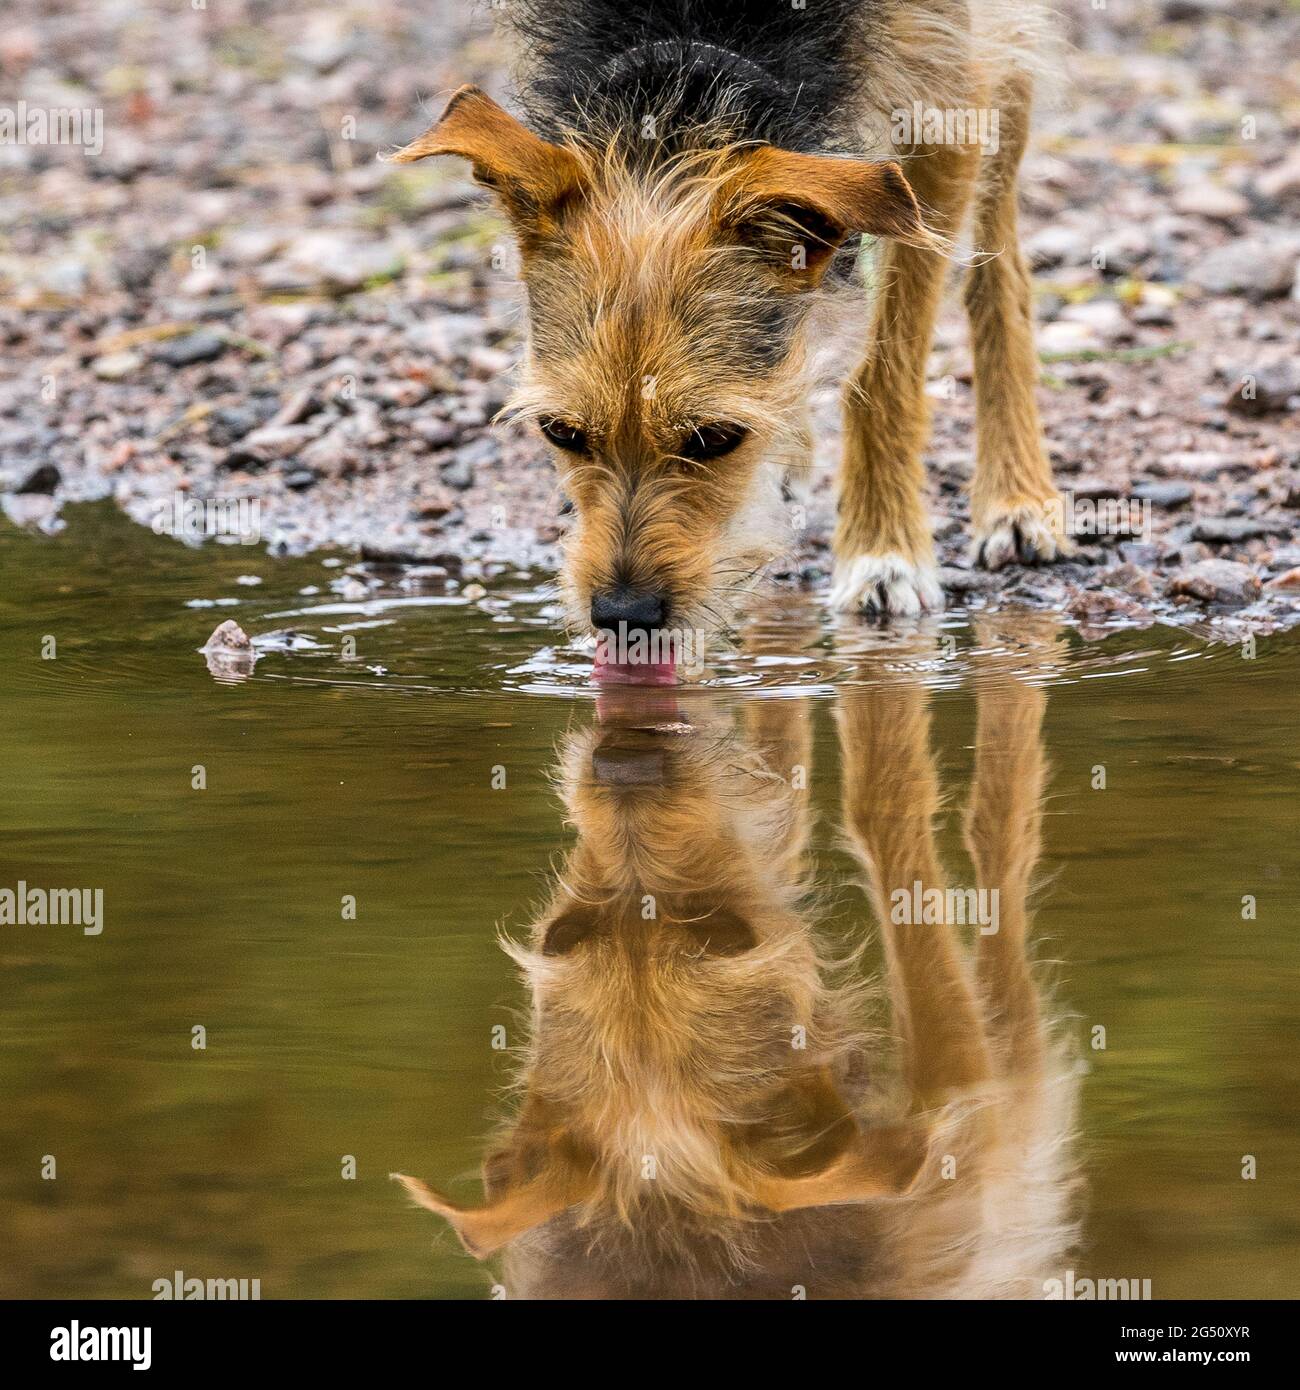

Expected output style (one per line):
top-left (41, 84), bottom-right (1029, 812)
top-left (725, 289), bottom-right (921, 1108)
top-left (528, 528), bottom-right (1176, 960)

top-left (393, 616), bottom-right (1080, 1297)
top-left (387, 1), bottom-right (1068, 658)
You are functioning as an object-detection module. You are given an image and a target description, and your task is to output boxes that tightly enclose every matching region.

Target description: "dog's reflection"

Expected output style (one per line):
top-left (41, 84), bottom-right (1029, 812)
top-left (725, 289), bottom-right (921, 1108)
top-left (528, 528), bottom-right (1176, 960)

top-left (396, 624), bottom-right (1080, 1297)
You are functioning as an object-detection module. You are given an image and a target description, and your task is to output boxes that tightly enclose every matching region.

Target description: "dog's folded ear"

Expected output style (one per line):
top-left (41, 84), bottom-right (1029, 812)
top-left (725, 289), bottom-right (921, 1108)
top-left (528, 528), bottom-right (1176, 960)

top-left (391, 1167), bottom-right (591, 1259)
top-left (718, 146), bottom-right (935, 282)
top-left (382, 85), bottom-right (585, 248)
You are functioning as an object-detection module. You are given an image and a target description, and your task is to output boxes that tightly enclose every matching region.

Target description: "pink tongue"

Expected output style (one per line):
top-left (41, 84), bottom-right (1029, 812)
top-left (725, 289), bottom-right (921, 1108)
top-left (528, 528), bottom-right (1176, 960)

top-left (593, 651), bottom-right (678, 686)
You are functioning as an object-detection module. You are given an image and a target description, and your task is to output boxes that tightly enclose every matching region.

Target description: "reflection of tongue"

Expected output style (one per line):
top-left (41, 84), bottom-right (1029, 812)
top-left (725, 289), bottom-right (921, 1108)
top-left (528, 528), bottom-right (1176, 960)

top-left (593, 651), bottom-right (678, 686)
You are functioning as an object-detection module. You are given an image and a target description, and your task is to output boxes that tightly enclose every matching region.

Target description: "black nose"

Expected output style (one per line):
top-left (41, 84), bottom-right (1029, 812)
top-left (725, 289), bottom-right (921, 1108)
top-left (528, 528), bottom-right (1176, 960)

top-left (590, 585), bottom-right (668, 635)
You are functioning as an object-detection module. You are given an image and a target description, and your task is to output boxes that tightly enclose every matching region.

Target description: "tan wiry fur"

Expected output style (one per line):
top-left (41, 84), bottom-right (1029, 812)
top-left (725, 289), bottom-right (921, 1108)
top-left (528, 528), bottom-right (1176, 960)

top-left (385, 1), bottom-right (1069, 634)
top-left (394, 617), bottom-right (1081, 1297)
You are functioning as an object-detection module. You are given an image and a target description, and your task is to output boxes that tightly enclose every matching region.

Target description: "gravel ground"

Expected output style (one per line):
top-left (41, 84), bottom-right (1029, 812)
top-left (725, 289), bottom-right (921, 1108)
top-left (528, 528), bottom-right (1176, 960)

top-left (1, 0), bottom-right (1298, 640)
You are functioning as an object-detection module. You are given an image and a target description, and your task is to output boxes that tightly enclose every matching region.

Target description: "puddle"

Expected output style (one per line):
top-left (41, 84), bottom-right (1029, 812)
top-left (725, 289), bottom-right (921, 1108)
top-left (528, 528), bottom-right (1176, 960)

top-left (1, 505), bottom-right (1297, 1298)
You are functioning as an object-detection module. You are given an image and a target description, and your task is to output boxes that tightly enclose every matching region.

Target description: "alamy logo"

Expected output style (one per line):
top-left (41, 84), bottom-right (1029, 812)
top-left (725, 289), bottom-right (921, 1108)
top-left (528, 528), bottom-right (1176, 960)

top-left (890, 102), bottom-right (1000, 154)
top-left (0, 101), bottom-right (104, 156)
top-left (595, 625), bottom-right (706, 675)
top-left (152, 492), bottom-right (262, 545)
top-left (0, 882), bottom-right (102, 935)
top-left (1044, 1269), bottom-right (1153, 1300)
top-left (152, 1269), bottom-right (262, 1300)
top-left (1044, 492), bottom-right (1151, 541)
top-left (50, 1323), bottom-right (151, 1370)
top-left (890, 879), bottom-right (1000, 935)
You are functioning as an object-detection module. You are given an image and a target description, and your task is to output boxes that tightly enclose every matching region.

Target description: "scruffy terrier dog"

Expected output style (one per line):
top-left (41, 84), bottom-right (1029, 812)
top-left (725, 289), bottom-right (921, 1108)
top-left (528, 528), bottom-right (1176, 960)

top-left (392, 622), bottom-right (1079, 1297)
top-left (388, 1), bottom-right (1066, 663)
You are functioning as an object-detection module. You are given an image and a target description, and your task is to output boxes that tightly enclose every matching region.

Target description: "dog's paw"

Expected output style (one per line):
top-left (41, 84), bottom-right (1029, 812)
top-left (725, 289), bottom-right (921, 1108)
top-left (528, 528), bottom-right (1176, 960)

top-left (831, 552), bottom-right (943, 619)
top-left (972, 502), bottom-right (1071, 571)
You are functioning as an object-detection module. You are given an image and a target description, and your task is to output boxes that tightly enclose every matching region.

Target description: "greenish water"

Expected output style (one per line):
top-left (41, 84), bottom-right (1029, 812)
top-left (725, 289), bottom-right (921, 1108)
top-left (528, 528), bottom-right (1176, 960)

top-left (1, 505), bottom-right (1296, 1299)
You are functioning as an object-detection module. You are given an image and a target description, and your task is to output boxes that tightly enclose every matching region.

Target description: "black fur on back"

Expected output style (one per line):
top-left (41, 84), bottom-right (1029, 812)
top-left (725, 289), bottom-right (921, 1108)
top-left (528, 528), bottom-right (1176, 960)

top-left (497, 0), bottom-right (881, 157)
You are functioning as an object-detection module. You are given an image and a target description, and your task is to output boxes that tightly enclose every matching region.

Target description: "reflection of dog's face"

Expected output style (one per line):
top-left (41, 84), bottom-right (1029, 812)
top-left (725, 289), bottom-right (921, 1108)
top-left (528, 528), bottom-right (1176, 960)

top-left (395, 718), bottom-right (928, 1296)
top-left (514, 724), bottom-right (921, 1225)
top-left (521, 726), bottom-right (836, 1224)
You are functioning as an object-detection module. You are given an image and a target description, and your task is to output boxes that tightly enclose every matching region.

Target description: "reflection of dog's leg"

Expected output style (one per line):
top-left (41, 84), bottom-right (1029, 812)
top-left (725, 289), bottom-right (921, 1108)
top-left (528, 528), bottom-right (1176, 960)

top-left (836, 682), bottom-right (991, 1104)
top-left (741, 603), bottom-right (817, 876)
top-left (963, 656), bottom-right (1049, 1084)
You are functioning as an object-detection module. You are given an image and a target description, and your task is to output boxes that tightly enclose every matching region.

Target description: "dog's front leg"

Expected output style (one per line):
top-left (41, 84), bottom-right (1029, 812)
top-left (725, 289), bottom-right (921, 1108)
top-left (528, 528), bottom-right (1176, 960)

top-left (966, 75), bottom-right (1070, 569)
top-left (832, 142), bottom-right (979, 617)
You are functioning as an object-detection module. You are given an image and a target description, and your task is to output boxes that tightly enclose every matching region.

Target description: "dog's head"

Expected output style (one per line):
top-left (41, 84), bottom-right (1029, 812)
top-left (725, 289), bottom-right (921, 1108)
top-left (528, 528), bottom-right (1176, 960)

top-left (387, 87), bottom-right (930, 654)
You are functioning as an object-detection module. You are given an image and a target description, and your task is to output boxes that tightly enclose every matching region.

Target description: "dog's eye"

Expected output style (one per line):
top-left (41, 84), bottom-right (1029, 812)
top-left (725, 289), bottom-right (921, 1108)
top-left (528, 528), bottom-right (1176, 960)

top-left (539, 418), bottom-right (588, 452)
top-left (679, 423), bottom-right (748, 461)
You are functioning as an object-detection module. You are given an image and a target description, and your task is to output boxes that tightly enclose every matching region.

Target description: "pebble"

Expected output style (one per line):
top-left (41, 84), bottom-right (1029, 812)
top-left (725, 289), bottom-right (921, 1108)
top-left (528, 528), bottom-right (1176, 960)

top-left (1168, 559), bottom-right (1262, 605)
top-left (1150, 451), bottom-right (1250, 479)
top-left (1224, 361), bottom-right (1300, 417)
top-left (1189, 239), bottom-right (1298, 299)
top-left (938, 566), bottom-right (1001, 593)
top-left (14, 463), bottom-right (60, 495)
top-left (1132, 481), bottom-right (1193, 508)
top-left (153, 330), bottom-right (227, 367)
top-left (201, 618), bottom-right (252, 653)
top-left (1058, 300), bottom-right (1128, 345)
top-left (1172, 182), bottom-right (1250, 222)
top-left (1101, 563), bottom-right (1155, 598)
top-left (92, 350), bottom-right (144, 381)
top-left (1193, 517), bottom-right (1287, 543)
top-left (1118, 542), bottom-right (1162, 566)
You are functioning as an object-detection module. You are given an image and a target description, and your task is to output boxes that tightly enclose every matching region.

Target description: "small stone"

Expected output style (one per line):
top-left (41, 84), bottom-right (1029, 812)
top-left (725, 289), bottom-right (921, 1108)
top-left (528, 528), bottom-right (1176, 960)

top-left (1268, 567), bottom-right (1300, 591)
top-left (1068, 477), bottom-right (1124, 500)
top-left (1038, 320), bottom-right (1103, 355)
top-left (1188, 239), bottom-right (1298, 299)
top-left (1172, 182), bottom-right (1249, 222)
top-left (1058, 299), bottom-right (1128, 344)
top-left (414, 417), bottom-right (459, 450)
top-left (92, 350), bottom-right (144, 381)
top-left (1069, 589), bottom-right (1143, 622)
top-left (1161, 0), bottom-right (1230, 17)
top-left (14, 462), bottom-right (60, 495)
top-left (1095, 226), bottom-right (1153, 277)
top-left (1254, 153), bottom-right (1300, 204)
top-left (1101, 563), bottom-right (1155, 598)
top-left (1150, 451), bottom-right (1250, 479)
top-left (1133, 302), bottom-right (1175, 327)
top-left (1192, 517), bottom-right (1287, 543)
top-left (202, 619), bottom-right (251, 652)
top-left (1024, 225), bottom-right (1090, 269)
top-left (226, 423), bottom-right (324, 468)
top-left (1224, 361), bottom-right (1300, 417)
top-left (937, 566), bottom-right (1001, 594)
top-left (1132, 481), bottom-right (1193, 508)
top-left (208, 402), bottom-right (275, 447)
top-left (441, 436), bottom-right (497, 491)
top-left (1118, 542), bottom-right (1161, 566)
top-left (1169, 559), bottom-right (1261, 606)
top-left (298, 424), bottom-right (362, 476)
top-left (283, 468), bottom-right (319, 491)
top-left (201, 619), bottom-right (255, 682)
top-left (153, 330), bottom-right (227, 367)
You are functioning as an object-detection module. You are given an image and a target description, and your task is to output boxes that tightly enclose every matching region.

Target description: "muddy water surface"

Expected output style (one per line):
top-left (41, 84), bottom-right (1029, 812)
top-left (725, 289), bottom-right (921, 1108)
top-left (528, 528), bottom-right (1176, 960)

top-left (1, 506), bottom-right (1296, 1298)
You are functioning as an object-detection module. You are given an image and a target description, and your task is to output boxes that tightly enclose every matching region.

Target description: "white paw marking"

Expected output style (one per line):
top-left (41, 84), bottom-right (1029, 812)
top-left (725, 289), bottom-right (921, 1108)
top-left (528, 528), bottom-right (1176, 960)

top-left (831, 552), bottom-right (944, 618)
top-left (973, 504), bottom-right (1070, 571)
